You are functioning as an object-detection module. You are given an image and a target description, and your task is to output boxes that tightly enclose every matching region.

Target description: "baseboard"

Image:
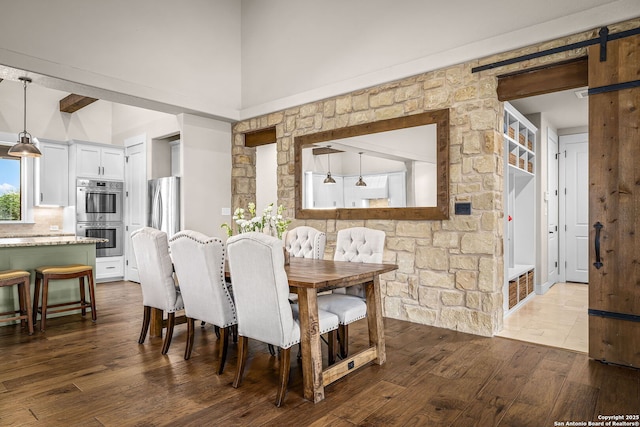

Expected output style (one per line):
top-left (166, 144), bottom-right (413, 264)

top-left (538, 280), bottom-right (553, 295)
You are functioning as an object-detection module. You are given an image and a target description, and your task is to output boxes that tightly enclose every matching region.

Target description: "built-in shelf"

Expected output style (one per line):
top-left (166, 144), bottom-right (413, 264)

top-left (503, 102), bottom-right (537, 315)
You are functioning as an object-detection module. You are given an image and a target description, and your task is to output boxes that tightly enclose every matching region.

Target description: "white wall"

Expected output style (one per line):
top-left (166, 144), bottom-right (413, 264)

top-left (256, 144), bottom-right (278, 211)
top-left (179, 114), bottom-right (232, 239)
top-left (0, 80), bottom-right (112, 144)
top-left (240, 0), bottom-right (638, 118)
top-left (0, 0), bottom-right (242, 120)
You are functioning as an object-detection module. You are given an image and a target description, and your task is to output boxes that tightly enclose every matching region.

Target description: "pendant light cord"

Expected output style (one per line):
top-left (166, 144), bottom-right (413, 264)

top-left (22, 78), bottom-right (27, 134)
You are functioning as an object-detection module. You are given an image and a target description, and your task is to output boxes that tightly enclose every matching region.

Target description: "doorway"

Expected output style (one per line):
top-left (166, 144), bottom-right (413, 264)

top-left (498, 87), bottom-right (589, 352)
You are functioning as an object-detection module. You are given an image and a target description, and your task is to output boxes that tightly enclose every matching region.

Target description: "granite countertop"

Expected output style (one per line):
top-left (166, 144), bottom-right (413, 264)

top-left (0, 236), bottom-right (108, 248)
top-left (0, 232), bottom-right (76, 239)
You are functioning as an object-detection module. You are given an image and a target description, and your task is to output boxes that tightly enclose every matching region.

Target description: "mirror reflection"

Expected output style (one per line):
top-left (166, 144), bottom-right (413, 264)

top-left (302, 123), bottom-right (438, 209)
top-left (294, 109), bottom-right (449, 220)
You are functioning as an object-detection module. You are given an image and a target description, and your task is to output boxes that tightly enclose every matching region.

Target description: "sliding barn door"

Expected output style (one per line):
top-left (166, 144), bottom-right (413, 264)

top-left (588, 34), bottom-right (640, 368)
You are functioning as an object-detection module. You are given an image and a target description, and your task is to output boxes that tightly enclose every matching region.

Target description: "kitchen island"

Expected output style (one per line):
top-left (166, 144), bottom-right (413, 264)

top-left (0, 235), bottom-right (106, 326)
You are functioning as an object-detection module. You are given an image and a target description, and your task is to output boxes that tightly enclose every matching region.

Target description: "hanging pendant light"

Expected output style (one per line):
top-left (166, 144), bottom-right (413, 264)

top-left (323, 145), bottom-right (336, 184)
top-left (8, 77), bottom-right (42, 158)
top-left (355, 152), bottom-right (367, 187)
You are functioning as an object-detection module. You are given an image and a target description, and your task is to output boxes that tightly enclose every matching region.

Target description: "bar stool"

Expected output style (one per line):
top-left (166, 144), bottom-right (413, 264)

top-left (0, 270), bottom-right (34, 335)
top-left (32, 264), bottom-right (96, 332)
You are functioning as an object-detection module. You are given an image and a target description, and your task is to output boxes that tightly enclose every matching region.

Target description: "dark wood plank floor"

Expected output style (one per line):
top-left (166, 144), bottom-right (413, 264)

top-left (0, 281), bottom-right (638, 426)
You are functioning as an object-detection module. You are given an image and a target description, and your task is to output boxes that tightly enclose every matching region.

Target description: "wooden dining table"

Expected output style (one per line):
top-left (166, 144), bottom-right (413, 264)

top-left (286, 257), bottom-right (398, 403)
top-left (148, 256), bottom-right (397, 403)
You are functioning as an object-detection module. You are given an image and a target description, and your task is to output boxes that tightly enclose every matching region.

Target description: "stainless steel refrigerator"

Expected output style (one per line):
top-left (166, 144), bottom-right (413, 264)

top-left (148, 177), bottom-right (180, 237)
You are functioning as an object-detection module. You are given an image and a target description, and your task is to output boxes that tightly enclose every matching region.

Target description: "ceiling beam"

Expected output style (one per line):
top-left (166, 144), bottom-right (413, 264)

top-left (59, 94), bottom-right (98, 113)
top-left (497, 57), bottom-right (588, 102)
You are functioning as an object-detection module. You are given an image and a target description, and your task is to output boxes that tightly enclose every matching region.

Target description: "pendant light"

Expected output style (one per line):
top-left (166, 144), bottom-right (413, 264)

top-left (355, 152), bottom-right (367, 187)
top-left (323, 145), bottom-right (336, 184)
top-left (8, 77), bottom-right (42, 158)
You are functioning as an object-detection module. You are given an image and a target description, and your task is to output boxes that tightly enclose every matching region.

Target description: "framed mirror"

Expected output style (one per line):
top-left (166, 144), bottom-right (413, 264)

top-left (294, 109), bottom-right (449, 220)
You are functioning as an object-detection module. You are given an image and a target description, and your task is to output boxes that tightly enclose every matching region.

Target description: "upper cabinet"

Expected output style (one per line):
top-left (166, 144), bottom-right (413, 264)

top-left (72, 142), bottom-right (125, 181)
top-left (35, 140), bottom-right (69, 206)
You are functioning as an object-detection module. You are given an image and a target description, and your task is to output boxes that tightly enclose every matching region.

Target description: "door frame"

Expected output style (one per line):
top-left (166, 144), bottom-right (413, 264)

top-left (124, 133), bottom-right (147, 282)
top-left (546, 127), bottom-right (559, 292)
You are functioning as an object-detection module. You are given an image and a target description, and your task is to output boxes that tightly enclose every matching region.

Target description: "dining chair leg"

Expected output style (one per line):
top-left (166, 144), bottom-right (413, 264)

top-left (138, 306), bottom-right (151, 344)
top-left (338, 324), bottom-right (349, 358)
top-left (328, 330), bottom-right (337, 365)
top-left (268, 344), bottom-right (276, 356)
top-left (217, 326), bottom-right (230, 375)
top-left (275, 347), bottom-right (291, 407)
top-left (214, 325), bottom-right (220, 339)
top-left (184, 317), bottom-right (195, 360)
top-left (233, 336), bottom-right (249, 388)
top-left (161, 312), bottom-right (175, 355)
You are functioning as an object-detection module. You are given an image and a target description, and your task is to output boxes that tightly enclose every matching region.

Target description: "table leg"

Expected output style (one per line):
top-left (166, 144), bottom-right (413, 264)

top-left (150, 308), bottom-right (163, 338)
top-left (297, 287), bottom-right (324, 403)
top-left (365, 275), bottom-right (386, 364)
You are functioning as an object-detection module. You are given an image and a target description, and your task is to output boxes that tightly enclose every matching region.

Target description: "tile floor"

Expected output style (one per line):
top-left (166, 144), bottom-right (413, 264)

top-left (496, 282), bottom-right (588, 353)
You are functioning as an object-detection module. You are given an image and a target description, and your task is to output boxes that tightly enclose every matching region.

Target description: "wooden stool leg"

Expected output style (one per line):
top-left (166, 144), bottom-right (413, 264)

top-left (22, 277), bottom-right (34, 335)
top-left (40, 276), bottom-right (49, 332)
top-left (79, 276), bottom-right (86, 316)
top-left (17, 279), bottom-right (26, 329)
top-left (87, 270), bottom-right (97, 321)
top-left (32, 275), bottom-right (41, 328)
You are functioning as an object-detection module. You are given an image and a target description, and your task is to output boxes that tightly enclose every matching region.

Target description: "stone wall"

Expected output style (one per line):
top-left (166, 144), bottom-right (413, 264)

top-left (230, 18), bottom-right (639, 337)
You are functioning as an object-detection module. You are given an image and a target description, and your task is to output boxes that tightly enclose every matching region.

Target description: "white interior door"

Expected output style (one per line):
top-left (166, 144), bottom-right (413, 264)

top-left (547, 128), bottom-right (559, 287)
top-left (124, 135), bottom-right (147, 282)
top-left (560, 133), bottom-right (589, 283)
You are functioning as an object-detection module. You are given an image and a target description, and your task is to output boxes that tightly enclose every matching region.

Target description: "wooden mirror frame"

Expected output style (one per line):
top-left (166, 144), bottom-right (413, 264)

top-left (294, 109), bottom-right (450, 220)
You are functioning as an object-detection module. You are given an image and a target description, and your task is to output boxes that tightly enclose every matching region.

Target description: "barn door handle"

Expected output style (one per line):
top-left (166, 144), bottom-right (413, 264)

top-left (593, 222), bottom-right (603, 269)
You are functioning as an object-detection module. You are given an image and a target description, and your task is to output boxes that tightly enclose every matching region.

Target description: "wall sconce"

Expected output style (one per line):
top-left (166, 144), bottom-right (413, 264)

top-left (324, 145), bottom-right (336, 184)
top-left (8, 77), bottom-right (42, 158)
top-left (355, 152), bottom-right (367, 187)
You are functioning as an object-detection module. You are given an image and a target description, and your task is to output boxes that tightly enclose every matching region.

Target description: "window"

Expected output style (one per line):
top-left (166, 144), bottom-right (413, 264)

top-left (0, 144), bottom-right (22, 221)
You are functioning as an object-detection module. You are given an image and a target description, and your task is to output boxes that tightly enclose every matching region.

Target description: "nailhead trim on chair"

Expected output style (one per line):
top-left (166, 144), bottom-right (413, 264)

top-left (169, 232), bottom-right (237, 326)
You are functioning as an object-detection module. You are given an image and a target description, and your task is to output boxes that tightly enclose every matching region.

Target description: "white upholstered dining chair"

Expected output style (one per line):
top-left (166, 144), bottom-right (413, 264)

top-left (131, 227), bottom-right (184, 355)
top-left (226, 232), bottom-right (339, 407)
top-left (317, 226), bottom-right (386, 358)
top-left (283, 226), bottom-right (326, 260)
top-left (169, 230), bottom-right (237, 374)
top-left (283, 226), bottom-right (326, 304)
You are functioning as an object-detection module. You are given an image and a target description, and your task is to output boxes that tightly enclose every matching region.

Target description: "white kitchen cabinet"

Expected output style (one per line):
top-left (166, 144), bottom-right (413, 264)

top-left (311, 173), bottom-right (344, 208)
top-left (35, 140), bottom-right (69, 206)
top-left (74, 142), bottom-right (124, 180)
top-left (503, 102), bottom-right (537, 314)
top-left (95, 256), bottom-right (124, 282)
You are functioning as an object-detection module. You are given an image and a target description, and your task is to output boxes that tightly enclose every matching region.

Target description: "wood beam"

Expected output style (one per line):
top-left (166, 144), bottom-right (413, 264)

top-left (244, 127), bottom-right (276, 147)
top-left (311, 147), bottom-right (343, 156)
top-left (497, 57), bottom-right (588, 102)
top-left (60, 94), bottom-right (98, 113)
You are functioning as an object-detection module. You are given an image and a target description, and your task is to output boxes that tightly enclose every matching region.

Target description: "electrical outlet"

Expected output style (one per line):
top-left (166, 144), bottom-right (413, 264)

top-left (49, 225), bottom-right (59, 231)
top-left (221, 207), bottom-right (231, 216)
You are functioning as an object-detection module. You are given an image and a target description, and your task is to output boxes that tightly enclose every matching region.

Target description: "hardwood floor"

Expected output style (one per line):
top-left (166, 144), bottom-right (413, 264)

top-left (1, 280), bottom-right (638, 426)
top-left (497, 282), bottom-right (589, 353)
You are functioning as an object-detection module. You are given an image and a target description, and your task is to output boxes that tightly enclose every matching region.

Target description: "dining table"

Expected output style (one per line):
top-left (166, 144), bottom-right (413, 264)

top-left (148, 256), bottom-right (397, 403)
top-left (286, 257), bottom-right (398, 403)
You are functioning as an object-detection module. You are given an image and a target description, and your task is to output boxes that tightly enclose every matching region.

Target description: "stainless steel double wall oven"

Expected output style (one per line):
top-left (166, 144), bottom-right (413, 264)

top-left (76, 179), bottom-right (124, 257)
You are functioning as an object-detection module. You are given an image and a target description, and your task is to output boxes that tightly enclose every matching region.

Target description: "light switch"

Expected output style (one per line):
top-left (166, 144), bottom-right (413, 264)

top-left (221, 207), bottom-right (231, 216)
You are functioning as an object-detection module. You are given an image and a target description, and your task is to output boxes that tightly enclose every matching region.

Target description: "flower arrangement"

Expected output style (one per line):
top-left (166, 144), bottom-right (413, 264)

top-left (221, 202), bottom-right (291, 239)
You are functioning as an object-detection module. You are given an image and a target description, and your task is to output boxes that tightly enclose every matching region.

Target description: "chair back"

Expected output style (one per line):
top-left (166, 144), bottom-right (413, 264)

top-left (283, 226), bottom-right (326, 259)
top-left (169, 230), bottom-right (236, 328)
top-left (226, 232), bottom-right (298, 348)
top-left (131, 227), bottom-right (180, 312)
top-left (334, 227), bottom-right (385, 264)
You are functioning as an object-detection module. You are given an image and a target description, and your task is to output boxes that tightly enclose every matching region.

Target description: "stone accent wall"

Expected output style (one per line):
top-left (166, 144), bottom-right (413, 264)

top-left (230, 18), bottom-right (639, 337)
